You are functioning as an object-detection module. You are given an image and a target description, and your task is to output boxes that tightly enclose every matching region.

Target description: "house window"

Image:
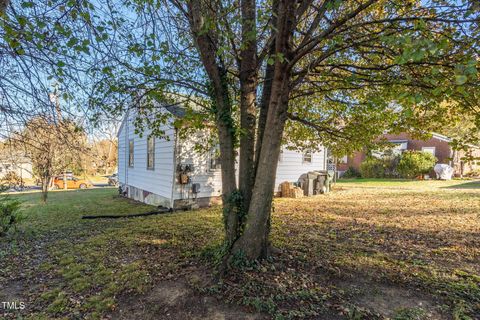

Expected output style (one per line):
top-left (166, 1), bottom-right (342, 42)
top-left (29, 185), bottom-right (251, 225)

top-left (339, 155), bottom-right (348, 164)
top-left (303, 152), bottom-right (312, 164)
top-left (128, 139), bottom-right (134, 167)
top-left (147, 136), bottom-right (155, 170)
top-left (422, 147), bottom-right (436, 156)
top-left (209, 147), bottom-right (221, 170)
top-left (391, 142), bottom-right (408, 155)
top-left (278, 149), bottom-right (284, 162)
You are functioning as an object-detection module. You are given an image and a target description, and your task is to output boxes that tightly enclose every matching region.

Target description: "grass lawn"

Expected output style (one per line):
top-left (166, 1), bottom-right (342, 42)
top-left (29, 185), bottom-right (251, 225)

top-left (0, 180), bottom-right (479, 319)
top-left (85, 175), bottom-right (110, 184)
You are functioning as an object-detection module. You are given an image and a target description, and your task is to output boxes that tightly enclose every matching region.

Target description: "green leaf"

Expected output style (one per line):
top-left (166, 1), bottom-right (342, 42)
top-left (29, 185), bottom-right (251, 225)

top-left (21, 1), bottom-right (35, 8)
top-left (455, 74), bottom-right (468, 85)
top-left (17, 16), bottom-right (28, 27)
top-left (67, 37), bottom-right (78, 48)
top-left (276, 53), bottom-right (285, 63)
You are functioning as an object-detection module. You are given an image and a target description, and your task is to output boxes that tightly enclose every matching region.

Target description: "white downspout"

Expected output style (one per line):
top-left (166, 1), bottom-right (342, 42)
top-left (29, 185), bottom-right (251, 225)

top-left (125, 110), bottom-right (129, 190)
top-left (324, 146), bottom-right (328, 171)
top-left (170, 128), bottom-right (178, 208)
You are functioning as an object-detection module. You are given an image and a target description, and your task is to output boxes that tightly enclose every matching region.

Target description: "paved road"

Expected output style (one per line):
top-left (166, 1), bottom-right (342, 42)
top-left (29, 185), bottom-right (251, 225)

top-left (3, 183), bottom-right (114, 193)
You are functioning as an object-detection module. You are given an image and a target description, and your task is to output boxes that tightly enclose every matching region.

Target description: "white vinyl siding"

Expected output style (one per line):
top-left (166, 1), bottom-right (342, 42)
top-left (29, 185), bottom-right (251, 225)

top-left (117, 111), bottom-right (175, 201)
top-left (275, 147), bottom-right (326, 191)
top-left (174, 132), bottom-right (222, 200)
top-left (118, 111), bottom-right (328, 206)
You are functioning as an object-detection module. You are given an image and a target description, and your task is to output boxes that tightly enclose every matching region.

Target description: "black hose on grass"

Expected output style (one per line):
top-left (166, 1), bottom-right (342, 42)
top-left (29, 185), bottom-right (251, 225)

top-left (81, 207), bottom-right (172, 219)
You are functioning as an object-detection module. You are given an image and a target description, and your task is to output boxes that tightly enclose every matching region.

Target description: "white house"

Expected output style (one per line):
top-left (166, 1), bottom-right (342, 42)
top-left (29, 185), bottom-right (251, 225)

top-left (0, 154), bottom-right (33, 180)
top-left (117, 106), bottom-right (327, 208)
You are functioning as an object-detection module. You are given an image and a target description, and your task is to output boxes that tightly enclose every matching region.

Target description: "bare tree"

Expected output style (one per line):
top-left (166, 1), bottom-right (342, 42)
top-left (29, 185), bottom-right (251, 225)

top-left (9, 115), bottom-right (88, 202)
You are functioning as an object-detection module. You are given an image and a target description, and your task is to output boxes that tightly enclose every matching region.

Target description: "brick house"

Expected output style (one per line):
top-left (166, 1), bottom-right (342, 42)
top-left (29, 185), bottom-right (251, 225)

top-left (337, 132), bottom-right (480, 177)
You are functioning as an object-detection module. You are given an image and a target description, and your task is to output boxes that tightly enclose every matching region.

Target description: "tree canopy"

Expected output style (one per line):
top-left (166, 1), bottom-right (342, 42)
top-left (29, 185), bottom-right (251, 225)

top-left (1, 0), bottom-right (479, 261)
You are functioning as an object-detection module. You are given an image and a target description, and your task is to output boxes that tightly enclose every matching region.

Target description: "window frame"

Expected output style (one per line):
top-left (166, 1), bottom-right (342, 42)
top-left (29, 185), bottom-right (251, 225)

top-left (209, 147), bottom-right (221, 171)
top-left (421, 146), bottom-right (436, 156)
top-left (128, 139), bottom-right (134, 167)
top-left (302, 152), bottom-right (313, 164)
top-left (147, 136), bottom-right (155, 170)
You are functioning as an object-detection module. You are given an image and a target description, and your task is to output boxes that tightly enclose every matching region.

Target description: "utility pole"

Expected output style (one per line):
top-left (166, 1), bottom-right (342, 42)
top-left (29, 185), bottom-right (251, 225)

top-left (50, 85), bottom-right (67, 190)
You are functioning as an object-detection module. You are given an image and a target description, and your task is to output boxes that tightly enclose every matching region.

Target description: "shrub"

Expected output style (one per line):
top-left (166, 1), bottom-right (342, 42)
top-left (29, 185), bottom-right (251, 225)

top-left (382, 154), bottom-right (401, 178)
top-left (465, 169), bottom-right (480, 178)
top-left (0, 171), bottom-right (24, 189)
top-left (397, 151), bottom-right (436, 179)
top-left (360, 158), bottom-right (384, 178)
top-left (360, 155), bottom-right (400, 178)
top-left (342, 166), bottom-right (361, 178)
top-left (0, 187), bottom-right (23, 237)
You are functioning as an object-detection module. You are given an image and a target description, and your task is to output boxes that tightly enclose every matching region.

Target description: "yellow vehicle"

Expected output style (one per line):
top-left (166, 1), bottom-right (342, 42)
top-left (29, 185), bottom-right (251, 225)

top-left (52, 176), bottom-right (92, 189)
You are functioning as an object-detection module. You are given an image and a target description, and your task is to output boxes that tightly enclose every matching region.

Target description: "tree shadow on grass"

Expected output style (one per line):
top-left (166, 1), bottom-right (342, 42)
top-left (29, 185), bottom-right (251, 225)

top-left (271, 211), bottom-right (480, 318)
top-left (441, 180), bottom-right (480, 189)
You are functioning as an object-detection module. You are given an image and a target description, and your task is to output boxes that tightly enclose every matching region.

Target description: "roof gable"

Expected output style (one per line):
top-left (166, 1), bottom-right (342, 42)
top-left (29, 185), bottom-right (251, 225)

top-left (116, 105), bottom-right (186, 137)
top-left (430, 132), bottom-right (451, 143)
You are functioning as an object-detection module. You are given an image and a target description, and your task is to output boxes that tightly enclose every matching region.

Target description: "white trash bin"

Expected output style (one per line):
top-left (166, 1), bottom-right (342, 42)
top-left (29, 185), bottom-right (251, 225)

top-left (434, 164), bottom-right (454, 180)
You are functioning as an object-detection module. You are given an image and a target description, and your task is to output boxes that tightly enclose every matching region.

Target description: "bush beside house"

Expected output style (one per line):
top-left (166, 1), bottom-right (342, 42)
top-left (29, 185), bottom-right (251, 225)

top-left (397, 151), bottom-right (437, 179)
top-left (359, 155), bottom-right (401, 178)
top-left (342, 166), bottom-right (361, 178)
top-left (358, 151), bottom-right (436, 179)
top-left (337, 132), bottom-right (480, 177)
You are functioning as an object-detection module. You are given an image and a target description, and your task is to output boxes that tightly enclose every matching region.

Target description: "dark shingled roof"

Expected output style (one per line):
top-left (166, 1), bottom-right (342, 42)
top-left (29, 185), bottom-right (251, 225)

top-left (164, 105), bottom-right (186, 118)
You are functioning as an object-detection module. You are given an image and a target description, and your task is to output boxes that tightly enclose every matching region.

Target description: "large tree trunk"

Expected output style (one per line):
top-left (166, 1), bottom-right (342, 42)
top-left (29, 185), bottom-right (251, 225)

top-left (215, 74), bottom-right (240, 245)
top-left (238, 0), bottom-right (257, 212)
top-left (41, 175), bottom-right (50, 203)
top-left (255, 56), bottom-right (274, 174)
top-left (232, 0), bottom-right (295, 260)
top-left (186, 0), bottom-right (295, 261)
top-left (254, 0), bottom-right (278, 176)
top-left (186, 0), bottom-right (239, 244)
top-left (233, 77), bottom-right (291, 259)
